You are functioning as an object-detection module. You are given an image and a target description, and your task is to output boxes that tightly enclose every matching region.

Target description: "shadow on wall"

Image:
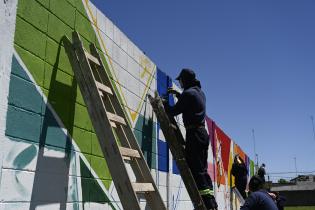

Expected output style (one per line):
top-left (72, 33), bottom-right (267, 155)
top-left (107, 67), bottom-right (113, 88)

top-left (29, 37), bottom-right (78, 210)
top-left (141, 99), bottom-right (154, 168)
top-left (5, 35), bottom-right (114, 209)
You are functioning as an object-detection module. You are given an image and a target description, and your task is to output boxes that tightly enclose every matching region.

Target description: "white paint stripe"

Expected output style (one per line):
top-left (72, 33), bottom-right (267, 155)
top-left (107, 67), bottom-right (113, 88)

top-left (13, 50), bottom-right (121, 210)
top-left (0, 0), bottom-right (18, 192)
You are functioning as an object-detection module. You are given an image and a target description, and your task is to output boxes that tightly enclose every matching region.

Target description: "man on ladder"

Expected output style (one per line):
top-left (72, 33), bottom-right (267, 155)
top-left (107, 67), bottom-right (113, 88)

top-left (167, 68), bottom-right (218, 210)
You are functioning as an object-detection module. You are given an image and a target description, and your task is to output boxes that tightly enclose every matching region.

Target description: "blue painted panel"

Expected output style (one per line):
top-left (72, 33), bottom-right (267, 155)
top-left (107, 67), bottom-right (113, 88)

top-left (157, 139), bottom-right (168, 157)
top-left (167, 77), bottom-right (175, 106)
top-left (157, 68), bottom-right (168, 98)
top-left (158, 155), bottom-right (169, 172)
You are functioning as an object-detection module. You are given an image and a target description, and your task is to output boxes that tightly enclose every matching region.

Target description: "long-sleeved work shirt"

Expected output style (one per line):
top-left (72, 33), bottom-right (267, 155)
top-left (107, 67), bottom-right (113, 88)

top-left (168, 85), bottom-right (206, 127)
top-left (241, 190), bottom-right (278, 210)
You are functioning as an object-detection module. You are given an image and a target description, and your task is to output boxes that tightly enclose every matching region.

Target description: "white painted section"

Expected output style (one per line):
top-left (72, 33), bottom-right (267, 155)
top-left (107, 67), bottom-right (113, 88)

top-left (0, 0), bottom-right (18, 193)
top-left (4, 51), bottom-right (121, 210)
top-left (0, 202), bottom-right (30, 210)
top-left (0, 169), bottom-right (35, 202)
top-left (2, 140), bottom-right (39, 171)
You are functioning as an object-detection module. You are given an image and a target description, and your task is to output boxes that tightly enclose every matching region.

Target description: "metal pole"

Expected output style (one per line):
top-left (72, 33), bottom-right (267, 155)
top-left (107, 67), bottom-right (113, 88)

top-left (294, 157), bottom-right (297, 177)
top-left (311, 115), bottom-right (315, 142)
top-left (252, 129), bottom-right (258, 171)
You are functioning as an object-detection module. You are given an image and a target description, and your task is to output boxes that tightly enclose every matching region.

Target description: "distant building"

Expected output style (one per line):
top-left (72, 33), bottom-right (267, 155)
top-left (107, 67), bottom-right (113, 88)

top-left (271, 175), bottom-right (315, 206)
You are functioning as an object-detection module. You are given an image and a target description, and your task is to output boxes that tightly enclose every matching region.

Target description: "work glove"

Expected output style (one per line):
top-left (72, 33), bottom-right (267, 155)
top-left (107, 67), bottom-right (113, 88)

top-left (167, 87), bottom-right (180, 98)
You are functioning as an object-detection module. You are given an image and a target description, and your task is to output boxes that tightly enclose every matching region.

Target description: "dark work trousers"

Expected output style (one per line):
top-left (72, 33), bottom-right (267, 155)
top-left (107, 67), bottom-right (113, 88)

top-left (235, 177), bottom-right (247, 199)
top-left (185, 127), bottom-right (216, 209)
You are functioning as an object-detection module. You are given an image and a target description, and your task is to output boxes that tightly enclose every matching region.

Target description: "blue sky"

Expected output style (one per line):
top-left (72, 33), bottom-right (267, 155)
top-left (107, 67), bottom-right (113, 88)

top-left (91, 0), bottom-right (315, 181)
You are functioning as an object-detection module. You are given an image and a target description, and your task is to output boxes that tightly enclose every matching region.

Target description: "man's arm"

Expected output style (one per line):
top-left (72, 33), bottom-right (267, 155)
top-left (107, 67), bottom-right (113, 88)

top-left (167, 91), bottom-right (188, 116)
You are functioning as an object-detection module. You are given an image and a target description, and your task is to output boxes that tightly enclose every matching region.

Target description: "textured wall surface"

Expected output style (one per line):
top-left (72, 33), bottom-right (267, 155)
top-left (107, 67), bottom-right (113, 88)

top-left (0, 0), bottom-right (254, 209)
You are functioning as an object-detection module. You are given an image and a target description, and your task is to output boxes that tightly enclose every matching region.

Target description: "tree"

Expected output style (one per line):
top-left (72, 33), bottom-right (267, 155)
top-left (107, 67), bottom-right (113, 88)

top-left (278, 178), bottom-right (288, 184)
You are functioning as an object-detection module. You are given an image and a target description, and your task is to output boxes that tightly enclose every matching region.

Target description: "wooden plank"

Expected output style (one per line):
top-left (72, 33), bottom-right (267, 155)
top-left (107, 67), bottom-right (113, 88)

top-left (132, 183), bottom-right (155, 193)
top-left (119, 147), bottom-right (141, 158)
top-left (85, 51), bottom-right (100, 65)
top-left (107, 111), bottom-right (126, 126)
top-left (110, 121), bottom-right (117, 128)
top-left (96, 81), bottom-right (113, 95)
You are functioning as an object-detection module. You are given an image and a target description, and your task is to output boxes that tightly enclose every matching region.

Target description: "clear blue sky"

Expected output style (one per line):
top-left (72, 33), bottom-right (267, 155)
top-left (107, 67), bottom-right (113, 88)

top-left (91, 0), bottom-right (315, 181)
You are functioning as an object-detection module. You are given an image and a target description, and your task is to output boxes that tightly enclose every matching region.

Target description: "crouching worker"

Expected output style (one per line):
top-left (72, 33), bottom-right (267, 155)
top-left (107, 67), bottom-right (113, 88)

top-left (167, 68), bottom-right (218, 210)
top-left (241, 175), bottom-right (278, 210)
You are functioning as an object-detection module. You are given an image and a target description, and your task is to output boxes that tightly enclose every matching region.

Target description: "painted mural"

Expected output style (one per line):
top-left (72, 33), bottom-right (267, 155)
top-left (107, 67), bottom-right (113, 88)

top-left (0, 0), bottom-right (255, 209)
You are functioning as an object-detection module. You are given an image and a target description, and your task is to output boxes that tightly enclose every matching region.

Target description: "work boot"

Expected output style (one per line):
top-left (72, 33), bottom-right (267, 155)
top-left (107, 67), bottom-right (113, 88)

top-left (202, 194), bottom-right (218, 210)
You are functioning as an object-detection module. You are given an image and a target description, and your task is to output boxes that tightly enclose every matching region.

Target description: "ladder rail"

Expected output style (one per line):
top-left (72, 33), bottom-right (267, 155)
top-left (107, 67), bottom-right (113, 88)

top-left (67, 33), bottom-right (142, 210)
top-left (65, 31), bottom-right (166, 210)
top-left (232, 187), bottom-right (245, 205)
top-left (90, 44), bottom-right (166, 209)
top-left (148, 92), bottom-right (208, 210)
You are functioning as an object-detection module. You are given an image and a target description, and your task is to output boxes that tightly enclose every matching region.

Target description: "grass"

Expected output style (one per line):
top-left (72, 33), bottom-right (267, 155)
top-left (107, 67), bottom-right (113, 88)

top-left (285, 207), bottom-right (315, 210)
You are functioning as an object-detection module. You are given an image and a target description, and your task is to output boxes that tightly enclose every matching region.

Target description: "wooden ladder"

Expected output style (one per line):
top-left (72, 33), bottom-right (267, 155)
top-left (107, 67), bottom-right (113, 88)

top-left (66, 32), bottom-right (166, 210)
top-left (148, 92), bottom-right (208, 210)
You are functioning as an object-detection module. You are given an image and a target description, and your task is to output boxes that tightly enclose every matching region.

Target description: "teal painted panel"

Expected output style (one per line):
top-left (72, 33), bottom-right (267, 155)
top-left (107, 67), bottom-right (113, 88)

top-left (11, 55), bottom-right (30, 81)
top-left (5, 105), bottom-right (41, 143)
top-left (134, 114), bottom-right (157, 169)
top-left (8, 74), bottom-right (43, 114)
top-left (41, 106), bottom-right (69, 149)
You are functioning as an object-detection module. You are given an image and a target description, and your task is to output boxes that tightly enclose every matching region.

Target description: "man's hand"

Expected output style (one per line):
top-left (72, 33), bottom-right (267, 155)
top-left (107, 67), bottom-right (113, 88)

top-left (167, 88), bottom-right (180, 97)
top-left (268, 192), bottom-right (276, 200)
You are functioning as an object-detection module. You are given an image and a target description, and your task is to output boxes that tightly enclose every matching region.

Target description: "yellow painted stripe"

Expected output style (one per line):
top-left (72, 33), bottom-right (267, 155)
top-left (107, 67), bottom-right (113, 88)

top-left (131, 66), bottom-right (156, 121)
top-left (85, 0), bottom-right (156, 123)
top-left (84, 0), bottom-right (133, 120)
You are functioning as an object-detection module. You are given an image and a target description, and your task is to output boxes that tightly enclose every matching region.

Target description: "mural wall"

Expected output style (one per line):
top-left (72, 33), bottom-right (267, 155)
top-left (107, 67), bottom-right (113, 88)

top-left (0, 0), bottom-right (255, 209)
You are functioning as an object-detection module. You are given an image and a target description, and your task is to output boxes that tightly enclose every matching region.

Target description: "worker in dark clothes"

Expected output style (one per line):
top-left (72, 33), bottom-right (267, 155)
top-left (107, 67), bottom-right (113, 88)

top-left (274, 192), bottom-right (286, 210)
top-left (231, 154), bottom-right (248, 199)
top-left (167, 68), bottom-right (218, 210)
top-left (257, 163), bottom-right (266, 183)
top-left (241, 175), bottom-right (278, 210)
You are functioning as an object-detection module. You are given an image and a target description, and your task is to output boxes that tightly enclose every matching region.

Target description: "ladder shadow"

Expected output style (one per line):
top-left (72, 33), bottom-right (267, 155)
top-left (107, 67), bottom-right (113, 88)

top-left (30, 37), bottom-right (77, 210)
top-left (140, 99), bottom-right (154, 169)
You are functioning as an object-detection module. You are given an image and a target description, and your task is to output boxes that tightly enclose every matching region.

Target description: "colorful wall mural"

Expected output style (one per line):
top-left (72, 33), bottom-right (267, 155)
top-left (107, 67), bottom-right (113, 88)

top-left (0, 0), bottom-right (255, 209)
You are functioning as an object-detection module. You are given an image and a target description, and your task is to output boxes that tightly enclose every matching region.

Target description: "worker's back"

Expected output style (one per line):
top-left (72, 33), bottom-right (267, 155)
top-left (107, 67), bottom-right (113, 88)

top-left (180, 85), bottom-right (206, 127)
top-left (241, 189), bottom-right (278, 210)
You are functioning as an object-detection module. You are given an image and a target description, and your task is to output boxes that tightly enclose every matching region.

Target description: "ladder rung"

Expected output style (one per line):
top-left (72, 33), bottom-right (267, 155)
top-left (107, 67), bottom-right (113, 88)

top-left (132, 183), bottom-right (155, 193)
top-left (85, 51), bottom-right (100, 65)
top-left (96, 81), bottom-right (113, 95)
top-left (110, 121), bottom-right (117, 128)
top-left (107, 112), bottom-right (126, 125)
top-left (119, 147), bottom-right (141, 158)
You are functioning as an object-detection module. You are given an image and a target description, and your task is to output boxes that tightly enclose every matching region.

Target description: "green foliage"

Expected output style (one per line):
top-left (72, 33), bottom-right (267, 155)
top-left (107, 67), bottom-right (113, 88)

top-left (278, 178), bottom-right (289, 184)
top-left (285, 207), bottom-right (315, 210)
